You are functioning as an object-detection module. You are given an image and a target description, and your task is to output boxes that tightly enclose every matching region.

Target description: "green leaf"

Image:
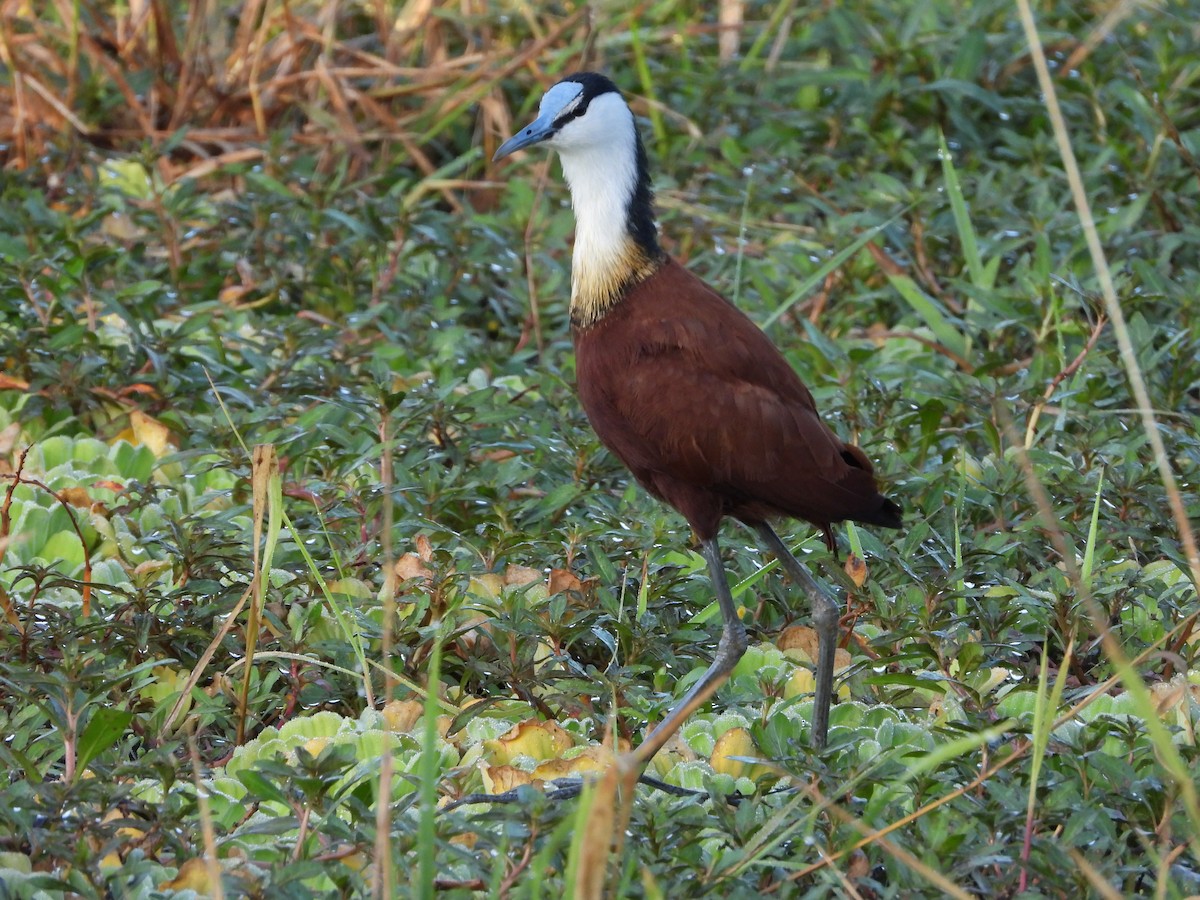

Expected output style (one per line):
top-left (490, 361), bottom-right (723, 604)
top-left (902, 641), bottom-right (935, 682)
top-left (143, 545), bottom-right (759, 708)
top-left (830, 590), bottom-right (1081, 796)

top-left (76, 708), bottom-right (135, 774)
top-left (956, 641), bottom-right (985, 675)
top-left (39, 531), bottom-right (86, 568)
top-left (863, 672), bottom-right (948, 692)
top-left (886, 273), bottom-right (968, 360)
top-left (236, 769), bottom-right (291, 807)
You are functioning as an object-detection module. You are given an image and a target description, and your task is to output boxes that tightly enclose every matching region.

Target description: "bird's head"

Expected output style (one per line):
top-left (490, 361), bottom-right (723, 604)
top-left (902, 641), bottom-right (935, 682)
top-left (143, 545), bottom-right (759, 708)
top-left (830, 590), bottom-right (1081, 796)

top-left (493, 72), bottom-right (661, 323)
top-left (492, 72), bottom-right (631, 162)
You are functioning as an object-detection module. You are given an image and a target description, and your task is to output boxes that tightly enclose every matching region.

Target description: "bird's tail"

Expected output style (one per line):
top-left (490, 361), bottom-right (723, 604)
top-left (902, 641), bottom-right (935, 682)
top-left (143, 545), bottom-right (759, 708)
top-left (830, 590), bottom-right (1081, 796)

top-left (856, 496), bottom-right (903, 530)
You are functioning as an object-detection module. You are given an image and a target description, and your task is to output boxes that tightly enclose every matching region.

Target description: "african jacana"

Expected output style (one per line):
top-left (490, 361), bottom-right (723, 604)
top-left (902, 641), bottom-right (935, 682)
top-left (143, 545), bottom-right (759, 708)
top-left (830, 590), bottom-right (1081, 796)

top-left (494, 73), bottom-right (901, 767)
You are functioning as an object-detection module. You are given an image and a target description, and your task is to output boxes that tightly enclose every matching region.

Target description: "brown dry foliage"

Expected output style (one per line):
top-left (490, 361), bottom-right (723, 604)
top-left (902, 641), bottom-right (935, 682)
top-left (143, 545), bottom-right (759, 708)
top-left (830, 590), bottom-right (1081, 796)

top-left (0, 0), bottom-right (600, 176)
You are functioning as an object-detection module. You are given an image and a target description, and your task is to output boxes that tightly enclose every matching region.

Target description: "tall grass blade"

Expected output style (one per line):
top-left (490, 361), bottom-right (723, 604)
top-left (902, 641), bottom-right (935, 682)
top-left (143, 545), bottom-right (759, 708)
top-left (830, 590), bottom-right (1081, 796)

top-left (1014, 0), bottom-right (1200, 591)
top-left (237, 444), bottom-right (280, 745)
top-left (416, 626), bottom-right (444, 900)
top-left (631, 23), bottom-right (667, 156)
top-left (938, 131), bottom-right (987, 290)
top-left (761, 212), bottom-right (905, 331)
top-left (1080, 469), bottom-right (1105, 592)
top-left (886, 273), bottom-right (968, 360)
top-left (282, 508), bottom-right (376, 707)
top-left (1020, 639), bottom-right (1073, 891)
top-left (1017, 0), bottom-right (1200, 859)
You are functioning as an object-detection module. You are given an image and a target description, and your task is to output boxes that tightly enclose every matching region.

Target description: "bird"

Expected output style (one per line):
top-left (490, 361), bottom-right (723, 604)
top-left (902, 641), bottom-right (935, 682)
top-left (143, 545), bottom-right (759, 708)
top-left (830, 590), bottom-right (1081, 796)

top-left (493, 72), bottom-right (901, 769)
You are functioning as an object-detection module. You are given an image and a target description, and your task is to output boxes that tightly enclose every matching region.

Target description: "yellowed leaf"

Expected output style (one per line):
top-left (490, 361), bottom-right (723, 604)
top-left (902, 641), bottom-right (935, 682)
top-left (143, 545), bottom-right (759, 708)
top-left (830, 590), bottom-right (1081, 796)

top-left (119, 382), bottom-right (159, 399)
top-left (218, 284), bottom-right (253, 305)
top-left (205, 672), bottom-right (235, 697)
top-left (58, 486), bottom-right (92, 508)
top-left (484, 719), bottom-right (573, 765)
top-left (102, 807), bottom-right (145, 841)
top-left (96, 807), bottom-right (145, 868)
top-left (337, 850), bottom-right (369, 872)
top-left (467, 573), bottom-right (504, 600)
top-left (133, 559), bottom-right (173, 582)
top-left (427, 424), bottom-right (463, 447)
top-left (381, 698), bottom-right (423, 733)
top-left (394, 553), bottom-right (432, 582)
top-left (1151, 676), bottom-right (1200, 725)
top-left (777, 625), bottom-right (818, 663)
top-left (391, 370), bottom-right (433, 392)
top-left (139, 665), bottom-right (191, 716)
top-left (783, 652), bottom-right (852, 702)
top-left (100, 213), bottom-right (144, 241)
top-left (548, 567), bottom-right (584, 595)
top-left (0, 375), bottom-right (31, 392)
top-left (450, 831), bottom-right (478, 849)
top-left (783, 667), bottom-right (815, 700)
top-left (844, 552), bottom-right (867, 588)
top-left (480, 764), bottom-right (534, 794)
top-left (454, 612), bottom-right (493, 650)
top-left (299, 737), bottom-right (330, 758)
top-left (646, 728), bottom-right (694, 777)
top-left (532, 745), bottom-right (614, 780)
top-left (415, 533), bottom-right (433, 561)
top-left (977, 666), bottom-right (1012, 695)
top-left (161, 857), bottom-right (218, 894)
top-left (128, 410), bottom-right (174, 457)
top-left (0, 421), bottom-right (20, 455)
top-left (504, 564), bottom-right (541, 586)
top-left (779, 628), bottom-right (852, 667)
top-left (710, 726), bottom-right (757, 778)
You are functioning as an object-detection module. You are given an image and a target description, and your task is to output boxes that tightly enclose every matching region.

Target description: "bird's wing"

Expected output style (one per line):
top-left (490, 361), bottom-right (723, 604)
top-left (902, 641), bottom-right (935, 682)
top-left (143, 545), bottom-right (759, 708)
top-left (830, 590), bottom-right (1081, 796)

top-left (605, 338), bottom-right (850, 488)
top-left (574, 257), bottom-right (891, 530)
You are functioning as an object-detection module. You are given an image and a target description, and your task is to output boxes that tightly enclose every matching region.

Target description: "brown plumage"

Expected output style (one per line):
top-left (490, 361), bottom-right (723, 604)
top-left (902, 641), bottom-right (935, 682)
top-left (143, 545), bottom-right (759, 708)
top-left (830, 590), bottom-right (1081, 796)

top-left (494, 72), bottom-right (900, 772)
top-left (575, 257), bottom-right (900, 548)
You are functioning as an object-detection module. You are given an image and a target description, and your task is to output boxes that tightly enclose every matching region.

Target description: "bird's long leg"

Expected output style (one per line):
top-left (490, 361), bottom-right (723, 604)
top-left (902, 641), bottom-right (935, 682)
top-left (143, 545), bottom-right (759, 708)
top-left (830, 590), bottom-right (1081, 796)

top-left (754, 523), bottom-right (838, 749)
top-left (631, 535), bottom-right (748, 768)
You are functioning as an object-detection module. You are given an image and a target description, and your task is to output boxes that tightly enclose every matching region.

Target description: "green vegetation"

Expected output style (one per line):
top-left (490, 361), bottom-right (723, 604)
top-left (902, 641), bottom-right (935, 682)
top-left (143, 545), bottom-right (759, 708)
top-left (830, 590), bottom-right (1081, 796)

top-left (1, 0), bottom-right (1198, 896)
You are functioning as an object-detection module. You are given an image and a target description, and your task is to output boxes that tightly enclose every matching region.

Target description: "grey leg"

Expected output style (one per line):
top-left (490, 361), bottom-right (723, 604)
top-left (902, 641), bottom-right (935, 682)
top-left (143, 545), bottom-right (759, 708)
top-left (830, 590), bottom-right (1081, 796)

top-left (632, 535), bottom-right (748, 767)
top-left (754, 523), bottom-right (837, 748)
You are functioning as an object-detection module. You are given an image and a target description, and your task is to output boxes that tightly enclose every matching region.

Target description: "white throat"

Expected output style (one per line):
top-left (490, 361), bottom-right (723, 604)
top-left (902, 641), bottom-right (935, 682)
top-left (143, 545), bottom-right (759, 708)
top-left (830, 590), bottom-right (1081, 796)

top-left (552, 94), bottom-right (641, 304)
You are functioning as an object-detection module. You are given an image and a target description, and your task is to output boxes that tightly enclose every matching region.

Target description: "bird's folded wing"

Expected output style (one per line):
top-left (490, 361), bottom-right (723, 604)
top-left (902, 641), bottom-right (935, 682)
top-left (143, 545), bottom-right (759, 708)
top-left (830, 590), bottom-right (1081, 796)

top-left (603, 346), bottom-right (857, 492)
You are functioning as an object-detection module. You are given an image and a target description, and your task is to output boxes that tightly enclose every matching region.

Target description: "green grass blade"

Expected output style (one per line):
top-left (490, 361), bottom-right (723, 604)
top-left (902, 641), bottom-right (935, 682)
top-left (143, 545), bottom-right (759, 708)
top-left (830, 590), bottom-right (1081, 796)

top-left (902, 721), bottom-right (1014, 782)
top-left (1022, 637), bottom-right (1073, 885)
top-left (846, 521), bottom-right (864, 559)
top-left (954, 449), bottom-right (969, 616)
top-left (1017, 0), bottom-right (1200, 858)
top-left (938, 130), bottom-right (987, 289)
top-left (1080, 469), bottom-right (1105, 592)
top-left (562, 778), bottom-right (596, 893)
top-left (631, 23), bottom-right (667, 156)
top-left (887, 273), bottom-right (968, 360)
top-left (282, 507), bottom-right (375, 707)
top-left (238, 445), bottom-right (281, 745)
top-left (760, 212), bottom-right (906, 331)
top-left (416, 626), bottom-right (444, 900)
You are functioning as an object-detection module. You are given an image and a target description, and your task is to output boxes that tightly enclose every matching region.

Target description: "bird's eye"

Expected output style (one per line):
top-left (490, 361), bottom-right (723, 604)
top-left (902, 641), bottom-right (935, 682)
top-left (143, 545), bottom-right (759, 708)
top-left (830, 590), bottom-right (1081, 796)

top-left (551, 99), bottom-right (588, 129)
